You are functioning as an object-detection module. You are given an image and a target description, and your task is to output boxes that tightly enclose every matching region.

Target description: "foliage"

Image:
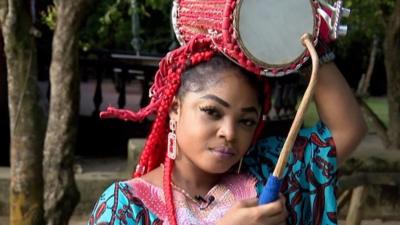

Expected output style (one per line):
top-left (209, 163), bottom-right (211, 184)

top-left (79, 0), bottom-right (174, 54)
top-left (39, 0), bottom-right (174, 54)
top-left (343, 0), bottom-right (394, 40)
top-left (41, 5), bottom-right (57, 30)
top-left (332, 0), bottom-right (395, 91)
top-left (336, 0), bottom-right (394, 51)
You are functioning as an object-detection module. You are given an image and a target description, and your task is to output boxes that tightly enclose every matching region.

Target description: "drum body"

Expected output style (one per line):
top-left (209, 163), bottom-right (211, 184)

top-left (172, 0), bottom-right (328, 76)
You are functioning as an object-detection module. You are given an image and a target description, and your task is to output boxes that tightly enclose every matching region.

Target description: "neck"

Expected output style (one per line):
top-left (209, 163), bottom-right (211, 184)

top-left (172, 158), bottom-right (221, 197)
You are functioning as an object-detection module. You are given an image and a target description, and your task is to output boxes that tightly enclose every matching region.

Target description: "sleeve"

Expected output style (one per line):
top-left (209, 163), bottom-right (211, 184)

top-left (245, 121), bottom-right (338, 225)
top-left (87, 182), bottom-right (162, 225)
top-left (87, 182), bottom-right (137, 225)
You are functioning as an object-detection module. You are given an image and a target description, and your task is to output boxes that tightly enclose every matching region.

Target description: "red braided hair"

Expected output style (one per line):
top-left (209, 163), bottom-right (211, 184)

top-left (252, 76), bottom-right (272, 144)
top-left (101, 36), bottom-right (215, 225)
top-left (163, 156), bottom-right (177, 225)
top-left (100, 35), bottom-right (271, 225)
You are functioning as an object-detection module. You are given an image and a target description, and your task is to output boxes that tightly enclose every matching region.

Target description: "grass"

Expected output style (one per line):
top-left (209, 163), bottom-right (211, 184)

top-left (363, 97), bottom-right (389, 127)
top-left (303, 97), bottom-right (388, 128)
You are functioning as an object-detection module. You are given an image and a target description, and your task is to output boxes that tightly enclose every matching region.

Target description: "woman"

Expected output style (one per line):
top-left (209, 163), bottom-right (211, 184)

top-left (88, 36), bottom-right (366, 225)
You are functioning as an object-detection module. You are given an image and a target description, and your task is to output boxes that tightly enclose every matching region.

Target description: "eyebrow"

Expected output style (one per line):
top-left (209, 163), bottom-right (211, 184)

top-left (242, 107), bottom-right (260, 116)
top-left (200, 94), bottom-right (230, 107)
top-left (200, 94), bottom-right (260, 116)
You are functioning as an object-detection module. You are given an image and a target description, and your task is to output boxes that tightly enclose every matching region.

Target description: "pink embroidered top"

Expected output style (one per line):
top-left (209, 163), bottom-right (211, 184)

top-left (126, 174), bottom-right (256, 224)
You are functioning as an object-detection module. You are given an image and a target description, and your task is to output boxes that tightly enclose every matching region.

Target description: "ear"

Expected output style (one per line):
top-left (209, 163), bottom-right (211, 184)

top-left (169, 97), bottom-right (181, 122)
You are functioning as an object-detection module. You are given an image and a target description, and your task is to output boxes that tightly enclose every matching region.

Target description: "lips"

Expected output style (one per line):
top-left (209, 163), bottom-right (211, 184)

top-left (210, 146), bottom-right (235, 156)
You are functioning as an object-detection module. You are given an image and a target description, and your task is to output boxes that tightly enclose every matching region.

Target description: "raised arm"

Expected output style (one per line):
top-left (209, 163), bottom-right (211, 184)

top-left (314, 62), bottom-right (367, 164)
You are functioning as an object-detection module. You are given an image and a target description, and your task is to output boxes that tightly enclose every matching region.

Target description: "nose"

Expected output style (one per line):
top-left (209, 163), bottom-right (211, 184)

top-left (217, 119), bottom-right (236, 142)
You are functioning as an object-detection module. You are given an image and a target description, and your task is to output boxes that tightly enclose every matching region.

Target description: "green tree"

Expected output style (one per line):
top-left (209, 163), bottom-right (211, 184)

top-left (335, 0), bottom-right (393, 77)
top-left (383, 0), bottom-right (400, 149)
top-left (337, 0), bottom-right (400, 149)
top-left (79, 0), bottom-right (173, 54)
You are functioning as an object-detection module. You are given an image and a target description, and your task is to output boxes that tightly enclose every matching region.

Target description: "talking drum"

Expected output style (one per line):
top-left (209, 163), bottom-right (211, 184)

top-left (171, 0), bottom-right (350, 76)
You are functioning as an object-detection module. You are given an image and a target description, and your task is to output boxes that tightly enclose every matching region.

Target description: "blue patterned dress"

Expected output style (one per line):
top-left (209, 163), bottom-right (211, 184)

top-left (88, 122), bottom-right (338, 225)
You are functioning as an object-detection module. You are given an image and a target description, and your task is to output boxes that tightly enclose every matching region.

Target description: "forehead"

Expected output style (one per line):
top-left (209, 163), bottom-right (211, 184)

top-left (181, 71), bottom-right (259, 106)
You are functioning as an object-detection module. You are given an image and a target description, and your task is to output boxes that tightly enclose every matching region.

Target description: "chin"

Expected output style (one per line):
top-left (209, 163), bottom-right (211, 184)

top-left (202, 163), bottom-right (235, 175)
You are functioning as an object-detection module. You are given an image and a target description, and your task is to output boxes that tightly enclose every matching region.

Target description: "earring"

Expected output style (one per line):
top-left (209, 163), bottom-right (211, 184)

top-left (237, 158), bottom-right (243, 174)
top-left (167, 119), bottom-right (177, 160)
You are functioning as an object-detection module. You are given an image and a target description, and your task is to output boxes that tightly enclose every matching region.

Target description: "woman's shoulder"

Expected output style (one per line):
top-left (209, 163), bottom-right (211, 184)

top-left (244, 121), bottom-right (337, 183)
top-left (88, 179), bottom-right (164, 225)
top-left (252, 121), bottom-right (335, 159)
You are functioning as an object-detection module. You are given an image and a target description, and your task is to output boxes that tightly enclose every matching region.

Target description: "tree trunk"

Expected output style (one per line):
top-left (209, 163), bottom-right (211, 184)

top-left (43, 1), bottom-right (93, 224)
top-left (357, 38), bottom-right (378, 97)
top-left (0, 1), bottom-right (45, 225)
top-left (384, 0), bottom-right (400, 150)
top-left (0, 30), bottom-right (10, 167)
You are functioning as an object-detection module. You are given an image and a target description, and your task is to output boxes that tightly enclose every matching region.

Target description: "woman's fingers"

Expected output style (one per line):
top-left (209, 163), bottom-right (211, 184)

top-left (235, 198), bottom-right (258, 208)
top-left (259, 194), bottom-right (285, 214)
top-left (260, 205), bottom-right (288, 225)
top-left (227, 195), bottom-right (288, 225)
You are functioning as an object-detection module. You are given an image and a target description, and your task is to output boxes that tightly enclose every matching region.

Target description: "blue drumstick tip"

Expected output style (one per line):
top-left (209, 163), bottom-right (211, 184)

top-left (258, 175), bottom-right (282, 205)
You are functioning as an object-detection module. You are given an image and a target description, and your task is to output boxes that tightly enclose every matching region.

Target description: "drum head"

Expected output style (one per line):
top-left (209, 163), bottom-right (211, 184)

top-left (236, 0), bottom-right (316, 68)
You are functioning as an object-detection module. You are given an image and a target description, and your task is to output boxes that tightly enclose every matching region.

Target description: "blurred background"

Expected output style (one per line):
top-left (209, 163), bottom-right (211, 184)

top-left (0, 0), bottom-right (399, 225)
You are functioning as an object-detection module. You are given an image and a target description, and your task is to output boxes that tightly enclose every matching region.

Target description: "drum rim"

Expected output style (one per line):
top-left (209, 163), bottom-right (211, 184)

top-left (234, 0), bottom-right (320, 72)
top-left (171, 0), bottom-right (186, 46)
top-left (171, 0), bottom-right (322, 76)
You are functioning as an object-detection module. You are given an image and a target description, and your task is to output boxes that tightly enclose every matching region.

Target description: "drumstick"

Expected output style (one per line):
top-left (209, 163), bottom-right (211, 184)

top-left (259, 33), bottom-right (319, 205)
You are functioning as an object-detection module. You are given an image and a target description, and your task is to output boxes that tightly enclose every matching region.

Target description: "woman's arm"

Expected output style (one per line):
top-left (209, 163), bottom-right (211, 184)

top-left (314, 62), bottom-right (367, 164)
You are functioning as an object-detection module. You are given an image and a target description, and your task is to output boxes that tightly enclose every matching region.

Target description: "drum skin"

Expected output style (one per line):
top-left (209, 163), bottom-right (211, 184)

top-left (236, 0), bottom-right (317, 69)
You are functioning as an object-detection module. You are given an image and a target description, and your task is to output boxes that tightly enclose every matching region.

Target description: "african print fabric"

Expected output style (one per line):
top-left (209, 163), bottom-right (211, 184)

top-left (245, 122), bottom-right (338, 224)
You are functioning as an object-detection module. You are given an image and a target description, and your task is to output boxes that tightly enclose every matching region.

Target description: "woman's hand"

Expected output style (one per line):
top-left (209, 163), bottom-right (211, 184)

top-left (217, 194), bottom-right (288, 225)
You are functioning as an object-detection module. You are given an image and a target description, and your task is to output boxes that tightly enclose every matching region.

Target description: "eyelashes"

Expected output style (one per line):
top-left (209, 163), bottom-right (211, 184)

top-left (199, 105), bottom-right (258, 128)
top-left (199, 105), bottom-right (221, 119)
top-left (239, 118), bottom-right (257, 127)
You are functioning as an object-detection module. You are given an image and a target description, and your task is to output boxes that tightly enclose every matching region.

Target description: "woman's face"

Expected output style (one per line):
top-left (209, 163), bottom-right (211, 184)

top-left (169, 70), bottom-right (261, 174)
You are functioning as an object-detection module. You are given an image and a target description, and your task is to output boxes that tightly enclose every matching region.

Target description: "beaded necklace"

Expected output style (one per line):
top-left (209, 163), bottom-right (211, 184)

top-left (170, 181), bottom-right (202, 204)
top-left (160, 164), bottom-right (209, 206)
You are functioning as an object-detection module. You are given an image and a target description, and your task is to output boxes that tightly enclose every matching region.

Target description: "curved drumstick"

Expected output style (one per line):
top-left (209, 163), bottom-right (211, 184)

top-left (259, 33), bottom-right (319, 204)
